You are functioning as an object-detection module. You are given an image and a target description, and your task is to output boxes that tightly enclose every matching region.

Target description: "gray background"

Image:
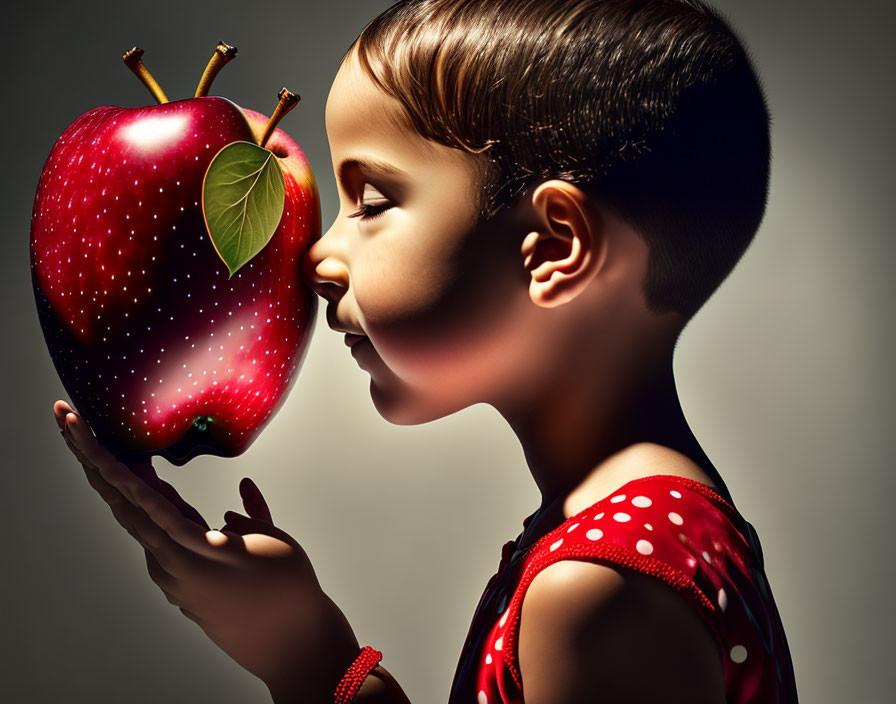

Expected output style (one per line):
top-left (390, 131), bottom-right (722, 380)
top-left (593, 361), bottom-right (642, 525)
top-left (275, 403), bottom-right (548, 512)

top-left (3, 0), bottom-right (893, 702)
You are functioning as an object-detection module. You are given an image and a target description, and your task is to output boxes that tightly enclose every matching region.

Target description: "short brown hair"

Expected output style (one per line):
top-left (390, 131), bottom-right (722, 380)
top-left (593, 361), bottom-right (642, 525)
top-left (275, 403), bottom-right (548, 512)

top-left (350, 0), bottom-right (771, 318)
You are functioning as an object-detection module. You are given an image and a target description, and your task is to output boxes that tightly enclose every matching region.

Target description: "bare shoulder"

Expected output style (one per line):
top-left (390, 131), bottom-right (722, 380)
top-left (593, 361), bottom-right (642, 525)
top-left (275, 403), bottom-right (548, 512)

top-left (564, 442), bottom-right (724, 518)
top-left (519, 559), bottom-right (726, 704)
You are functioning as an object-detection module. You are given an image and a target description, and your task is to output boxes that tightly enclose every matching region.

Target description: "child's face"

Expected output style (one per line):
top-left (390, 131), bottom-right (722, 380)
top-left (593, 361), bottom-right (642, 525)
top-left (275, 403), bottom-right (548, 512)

top-left (302, 50), bottom-right (540, 424)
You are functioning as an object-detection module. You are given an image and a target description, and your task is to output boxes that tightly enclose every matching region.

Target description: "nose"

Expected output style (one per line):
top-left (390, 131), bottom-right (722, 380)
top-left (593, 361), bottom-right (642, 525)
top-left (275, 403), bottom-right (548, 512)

top-left (300, 225), bottom-right (350, 304)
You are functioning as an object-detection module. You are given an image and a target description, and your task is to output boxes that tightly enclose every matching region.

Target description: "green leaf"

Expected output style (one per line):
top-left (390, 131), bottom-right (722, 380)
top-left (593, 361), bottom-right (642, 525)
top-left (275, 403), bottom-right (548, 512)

top-left (202, 141), bottom-right (286, 278)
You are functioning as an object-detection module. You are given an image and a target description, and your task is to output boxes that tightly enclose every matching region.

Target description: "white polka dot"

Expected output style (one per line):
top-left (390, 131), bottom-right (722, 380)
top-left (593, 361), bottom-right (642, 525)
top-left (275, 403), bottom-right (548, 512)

top-left (550, 539), bottom-right (564, 552)
top-left (643, 523), bottom-right (653, 531)
top-left (495, 637), bottom-right (503, 651)
top-left (610, 494), bottom-right (626, 503)
top-left (613, 512), bottom-right (631, 522)
top-left (593, 512), bottom-right (605, 520)
top-left (668, 512), bottom-right (683, 525)
top-left (478, 690), bottom-right (488, 704)
top-left (499, 610), bottom-right (509, 627)
top-left (586, 528), bottom-right (603, 541)
top-left (631, 495), bottom-right (652, 508)
top-left (670, 489), bottom-right (682, 498)
top-left (485, 653), bottom-right (493, 665)
top-left (567, 522), bottom-right (580, 533)
top-left (718, 588), bottom-right (728, 612)
top-left (702, 550), bottom-right (712, 562)
top-left (713, 541), bottom-right (723, 552)
top-left (636, 539), bottom-right (654, 555)
top-left (730, 645), bottom-right (748, 663)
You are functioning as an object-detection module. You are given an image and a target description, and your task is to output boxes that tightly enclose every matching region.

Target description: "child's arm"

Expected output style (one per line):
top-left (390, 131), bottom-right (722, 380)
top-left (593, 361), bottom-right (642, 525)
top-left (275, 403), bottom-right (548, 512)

top-left (519, 560), bottom-right (726, 703)
top-left (54, 400), bottom-right (413, 703)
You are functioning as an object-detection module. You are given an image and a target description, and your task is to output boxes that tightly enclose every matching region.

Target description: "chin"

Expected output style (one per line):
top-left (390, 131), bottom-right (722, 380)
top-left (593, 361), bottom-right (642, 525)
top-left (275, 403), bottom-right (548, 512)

top-left (368, 379), bottom-right (470, 426)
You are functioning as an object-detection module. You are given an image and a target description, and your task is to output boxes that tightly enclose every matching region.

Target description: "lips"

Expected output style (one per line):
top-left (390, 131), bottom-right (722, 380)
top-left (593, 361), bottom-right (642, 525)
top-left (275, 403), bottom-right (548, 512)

top-left (344, 333), bottom-right (365, 347)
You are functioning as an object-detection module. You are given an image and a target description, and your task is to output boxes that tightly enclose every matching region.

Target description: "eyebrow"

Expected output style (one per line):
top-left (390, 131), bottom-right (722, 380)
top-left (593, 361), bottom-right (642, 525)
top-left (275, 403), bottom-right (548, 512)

top-left (337, 157), bottom-right (407, 182)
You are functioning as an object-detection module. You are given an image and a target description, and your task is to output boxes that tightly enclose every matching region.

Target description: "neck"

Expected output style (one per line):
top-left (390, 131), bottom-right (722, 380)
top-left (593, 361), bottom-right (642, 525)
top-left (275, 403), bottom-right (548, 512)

top-left (492, 325), bottom-right (711, 512)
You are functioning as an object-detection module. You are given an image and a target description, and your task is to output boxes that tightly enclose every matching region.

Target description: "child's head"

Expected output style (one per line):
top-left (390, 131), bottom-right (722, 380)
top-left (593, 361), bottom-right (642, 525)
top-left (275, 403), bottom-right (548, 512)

top-left (346, 0), bottom-right (771, 321)
top-left (303, 0), bottom-right (770, 424)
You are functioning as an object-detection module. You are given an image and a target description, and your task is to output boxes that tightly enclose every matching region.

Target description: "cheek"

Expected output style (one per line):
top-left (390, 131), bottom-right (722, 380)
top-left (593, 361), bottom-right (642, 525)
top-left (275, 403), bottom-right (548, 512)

top-left (348, 200), bottom-right (531, 392)
top-left (354, 243), bottom-right (453, 322)
top-left (354, 257), bottom-right (462, 366)
top-left (349, 225), bottom-right (460, 350)
top-left (360, 255), bottom-right (526, 389)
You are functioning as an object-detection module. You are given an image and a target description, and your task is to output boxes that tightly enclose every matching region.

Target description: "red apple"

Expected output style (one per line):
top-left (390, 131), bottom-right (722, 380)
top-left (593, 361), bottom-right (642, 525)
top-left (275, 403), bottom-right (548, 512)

top-left (30, 46), bottom-right (320, 466)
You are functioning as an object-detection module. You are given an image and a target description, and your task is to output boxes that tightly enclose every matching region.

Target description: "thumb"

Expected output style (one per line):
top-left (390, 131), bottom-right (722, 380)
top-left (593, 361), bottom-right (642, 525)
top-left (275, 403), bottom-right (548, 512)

top-left (222, 511), bottom-right (296, 546)
top-left (239, 477), bottom-right (273, 523)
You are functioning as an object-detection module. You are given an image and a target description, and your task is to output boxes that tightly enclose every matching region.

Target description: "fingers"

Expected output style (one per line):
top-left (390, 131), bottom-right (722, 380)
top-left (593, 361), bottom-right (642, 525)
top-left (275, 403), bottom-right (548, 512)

top-left (64, 410), bottom-right (116, 462)
top-left (221, 511), bottom-right (299, 548)
top-left (132, 461), bottom-right (211, 531)
top-left (53, 400), bottom-right (73, 431)
top-left (144, 550), bottom-right (206, 628)
top-left (239, 477), bottom-right (273, 523)
top-left (80, 463), bottom-right (154, 552)
top-left (60, 422), bottom-right (101, 474)
top-left (79, 457), bottom-right (193, 573)
top-left (222, 511), bottom-right (264, 535)
top-left (134, 480), bottom-right (247, 563)
top-left (155, 477), bottom-right (211, 530)
top-left (57, 406), bottom-right (258, 564)
top-left (222, 509), bottom-right (249, 526)
top-left (61, 413), bottom-right (240, 564)
top-left (61, 412), bottom-right (127, 495)
top-left (111, 491), bottom-right (178, 557)
top-left (144, 548), bottom-right (177, 595)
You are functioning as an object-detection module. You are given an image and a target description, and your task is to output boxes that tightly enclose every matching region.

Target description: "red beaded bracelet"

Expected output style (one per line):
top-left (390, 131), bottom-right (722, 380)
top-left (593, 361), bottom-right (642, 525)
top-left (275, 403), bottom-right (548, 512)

top-left (333, 646), bottom-right (383, 704)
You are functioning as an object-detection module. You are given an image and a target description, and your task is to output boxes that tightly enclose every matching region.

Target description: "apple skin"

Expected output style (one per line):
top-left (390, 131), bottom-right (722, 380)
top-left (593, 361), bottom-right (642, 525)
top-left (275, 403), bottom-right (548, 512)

top-left (30, 96), bottom-right (320, 466)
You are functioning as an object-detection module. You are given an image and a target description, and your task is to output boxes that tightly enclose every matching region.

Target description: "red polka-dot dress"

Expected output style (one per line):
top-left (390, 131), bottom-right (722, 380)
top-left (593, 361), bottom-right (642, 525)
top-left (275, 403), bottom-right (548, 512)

top-left (448, 474), bottom-right (798, 703)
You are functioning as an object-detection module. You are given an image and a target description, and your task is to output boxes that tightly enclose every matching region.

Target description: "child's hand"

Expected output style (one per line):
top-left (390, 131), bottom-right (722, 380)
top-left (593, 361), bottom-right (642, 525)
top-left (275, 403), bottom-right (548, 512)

top-left (53, 400), bottom-right (361, 702)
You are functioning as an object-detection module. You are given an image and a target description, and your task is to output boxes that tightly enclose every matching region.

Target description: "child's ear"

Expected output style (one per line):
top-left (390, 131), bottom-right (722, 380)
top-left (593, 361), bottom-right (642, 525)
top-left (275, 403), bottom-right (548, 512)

top-left (521, 180), bottom-right (606, 308)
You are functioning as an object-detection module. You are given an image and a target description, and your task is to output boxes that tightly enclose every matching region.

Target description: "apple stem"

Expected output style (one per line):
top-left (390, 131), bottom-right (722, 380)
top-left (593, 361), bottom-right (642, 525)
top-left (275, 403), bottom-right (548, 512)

top-left (259, 88), bottom-right (300, 149)
top-left (122, 47), bottom-right (169, 104)
top-left (194, 41), bottom-right (238, 98)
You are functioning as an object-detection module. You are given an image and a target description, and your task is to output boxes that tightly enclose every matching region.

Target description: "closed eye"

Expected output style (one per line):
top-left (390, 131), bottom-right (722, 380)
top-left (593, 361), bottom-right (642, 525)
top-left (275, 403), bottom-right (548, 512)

top-left (348, 181), bottom-right (394, 221)
top-left (348, 201), bottom-right (392, 220)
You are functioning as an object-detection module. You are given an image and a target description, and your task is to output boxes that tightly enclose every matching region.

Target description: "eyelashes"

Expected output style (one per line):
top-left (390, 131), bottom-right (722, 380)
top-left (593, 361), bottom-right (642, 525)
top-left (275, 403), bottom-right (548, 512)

top-left (346, 180), bottom-right (394, 221)
top-left (347, 201), bottom-right (392, 221)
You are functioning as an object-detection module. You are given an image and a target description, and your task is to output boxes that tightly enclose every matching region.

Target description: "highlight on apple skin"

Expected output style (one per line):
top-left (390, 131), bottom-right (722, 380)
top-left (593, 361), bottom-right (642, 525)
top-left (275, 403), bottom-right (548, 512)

top-left (30, 44), bottom-right (320, 466)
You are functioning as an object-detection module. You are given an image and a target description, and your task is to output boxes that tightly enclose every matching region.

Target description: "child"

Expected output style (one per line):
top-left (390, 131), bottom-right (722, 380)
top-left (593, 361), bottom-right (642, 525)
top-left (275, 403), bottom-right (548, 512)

top-left (55, 0), bottom-right (798, 702)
